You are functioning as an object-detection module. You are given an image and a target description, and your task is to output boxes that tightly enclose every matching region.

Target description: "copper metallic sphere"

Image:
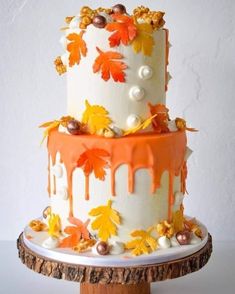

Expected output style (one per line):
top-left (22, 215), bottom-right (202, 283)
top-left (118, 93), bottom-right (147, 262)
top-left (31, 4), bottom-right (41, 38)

top-left (112, 4), bottom-right (127, 14)
top-left (67, 120), bottom-right (81, 135)
top-left (176, 230), bottom-right (191, 245)
top-left (92, 15), bottom-right (107, 28)
top-left (96, 241), bottom-right (110, 255)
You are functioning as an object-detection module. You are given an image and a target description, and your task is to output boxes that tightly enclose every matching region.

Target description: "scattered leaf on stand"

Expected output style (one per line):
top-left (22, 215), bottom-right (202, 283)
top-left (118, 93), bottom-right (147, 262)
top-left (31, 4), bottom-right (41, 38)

top-left (60, 217), bottom-right (90, 248)
top-left (156, 220), bottom-right (175, 239)
top-left (48, 214), bottom-right (61, 238)
top-left (106, 13), bottom-right (137, 47)
top-left (67, 31), bottom-right (87, 67)
top-left (77, 148), bottom-right (110, 180)
top-left (93, 47), bottom-right (127, 82)
top-left (29, 220), bottom-right (47, 232)
top-left (89, 200), bottom-right (121, 242)
top-left (125, 227), bottom-right (157, 256)
top-left (131, 23), bottom-right (154, 56)
top-left (73, 239), bottom-right (96, 253)
top-left (82, 100), bottom-right (112, 134)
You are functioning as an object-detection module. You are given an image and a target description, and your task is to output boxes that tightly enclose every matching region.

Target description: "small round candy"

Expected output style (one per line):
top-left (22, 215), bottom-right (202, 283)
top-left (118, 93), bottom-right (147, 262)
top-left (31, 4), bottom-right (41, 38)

top-left (67, 120), bottom-right (81, 135)
top-left (92, 15), bottom-right (107, 28)
top-left (138, 65), bottom-right (153, 80)
top-left (96, 241), bottom-right (109, 255)
top-left (129, 86), bottom-right (145, 101)
top-left (176, 230), bottom-right (191, 245)
top-left (126, 114), bottom-right (141, 129)
top-left (112, 4), bottom-right (127, 14)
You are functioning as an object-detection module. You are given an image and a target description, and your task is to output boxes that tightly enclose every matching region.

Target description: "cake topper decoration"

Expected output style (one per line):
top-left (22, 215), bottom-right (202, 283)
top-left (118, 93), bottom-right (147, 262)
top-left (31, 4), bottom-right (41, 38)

top-left (89, 200), bottom-right (121, 242)
top-left (93, 47), bottom-right (127, 82)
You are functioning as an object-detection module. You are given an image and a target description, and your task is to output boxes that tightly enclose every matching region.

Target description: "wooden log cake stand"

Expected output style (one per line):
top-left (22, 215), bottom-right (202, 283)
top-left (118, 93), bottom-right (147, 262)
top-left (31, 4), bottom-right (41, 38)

top-left (17, 233), bottom-right (212, 294)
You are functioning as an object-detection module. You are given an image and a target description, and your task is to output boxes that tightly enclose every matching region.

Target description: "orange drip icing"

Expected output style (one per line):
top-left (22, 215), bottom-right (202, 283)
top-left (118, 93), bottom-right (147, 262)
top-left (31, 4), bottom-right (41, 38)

top-left (47, 130), bottom-right (187, 217)
top-left (85, 175), bottom-right (90, 200)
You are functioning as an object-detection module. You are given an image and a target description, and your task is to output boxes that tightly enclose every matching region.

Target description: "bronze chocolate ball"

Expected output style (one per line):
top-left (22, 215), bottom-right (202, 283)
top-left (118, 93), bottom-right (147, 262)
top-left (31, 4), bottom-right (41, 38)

top-left (92, 15), bottom-right (107, 28)
top-left (96, 241), bottom-right (109, 255)
top-left (176, 230), bottom-right (191, 245)
top-left (112, 4), bottom-right (127, 14)
top-left (67, 120), bottom-right (81, 135)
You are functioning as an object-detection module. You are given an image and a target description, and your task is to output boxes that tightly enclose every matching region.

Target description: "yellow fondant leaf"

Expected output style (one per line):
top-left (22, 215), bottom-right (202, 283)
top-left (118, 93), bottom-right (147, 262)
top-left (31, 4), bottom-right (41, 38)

top-left (89, 200), bottom-right (121, 242)
top-left (39, 116), bottom-right (74, 144)
top-left (131, 23), bottom-right (154, 56)
top-left (82, 100), bottom-right (112, 134)
top-left (172, 210), bottom-right (184, 233)
top-left (124, 115), bottom-right (156, 136)
top-left (125, 227), bottom-right (157, 256)
top-left (48, 213), bottom-right (61, 238)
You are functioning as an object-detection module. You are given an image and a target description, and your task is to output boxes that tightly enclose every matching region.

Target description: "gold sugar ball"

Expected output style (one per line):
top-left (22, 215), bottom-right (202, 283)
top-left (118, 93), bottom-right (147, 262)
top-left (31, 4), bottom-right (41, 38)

top-left (80, 6), bottom-right (93, 16)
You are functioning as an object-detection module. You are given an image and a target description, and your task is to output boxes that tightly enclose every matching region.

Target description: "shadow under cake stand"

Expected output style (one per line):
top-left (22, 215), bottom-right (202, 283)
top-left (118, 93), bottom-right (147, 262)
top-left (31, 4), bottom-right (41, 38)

top-left (17, 224), bottom-right (212, 294)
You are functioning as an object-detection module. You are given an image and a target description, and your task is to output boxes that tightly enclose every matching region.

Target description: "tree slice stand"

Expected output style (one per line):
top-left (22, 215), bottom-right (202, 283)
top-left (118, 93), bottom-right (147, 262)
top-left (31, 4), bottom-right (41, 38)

top-left (17, 233), bottom-right (212, 294)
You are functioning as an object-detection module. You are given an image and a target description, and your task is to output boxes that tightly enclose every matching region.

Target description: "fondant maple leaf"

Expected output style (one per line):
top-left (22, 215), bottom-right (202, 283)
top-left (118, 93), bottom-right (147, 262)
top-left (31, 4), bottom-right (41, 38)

top-left (125, 227), bottom-right (157, 256)
top-left (48, 214), bottom-right (61, 238)
top-left (59, 217), bottom-right (90, 248)
top-left (82, 100), bottom-right (112, 134)
top-left (131, 23), bottom-right (155, 56)
top-left (67, 31), bottom-right (87, 67)
top-left (93, 47), bottom-right (127, 82)
top-left (106, 13), bottom-right (137, 47)
top-left (77, 148), bottom-right (110, 180)
top-left (89, 200), bottom-right (121, 242)
top-left (148, 103), bottom-right (170, 133)
top-left (124, 115), bottom-right (157, 136)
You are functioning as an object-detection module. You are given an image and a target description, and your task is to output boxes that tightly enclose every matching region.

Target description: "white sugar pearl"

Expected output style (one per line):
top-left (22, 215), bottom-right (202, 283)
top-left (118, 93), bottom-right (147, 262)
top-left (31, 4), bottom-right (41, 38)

top-left (42, 237), bottom-right (59, 249)
top-left (126, 114), bottom-right (141, 129)
top-left (57, 186), bottom-right (68, 200)
top-left (129, 86), bottom-right (145, 101)
top-left (138, 65), bottom-right (153, 80)
top-left (51, 164), bottom-right (63, 178)
top-left (109, 242), bottom-right (125, 255)
top-left (170, 236), bottom-right (180, 247)
top-left (158, 236), bottom-right (171, 249)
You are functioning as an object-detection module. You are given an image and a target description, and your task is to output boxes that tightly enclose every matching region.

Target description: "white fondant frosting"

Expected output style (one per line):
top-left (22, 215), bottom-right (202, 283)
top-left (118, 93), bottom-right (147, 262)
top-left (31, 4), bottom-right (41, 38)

top-left (190, 233), bottom-right (202, 245)
top-left (42, 236), bottom-right (59, 249)
top-left (168, 120), bottom-right (178, 132)
top-left (59, 36), bottom-right (67, 50)
top-left (66, 27), bottom-right (167, 129)
top-left (185, 147), bottom-right (193, 161)
top-left (51, 164), bottom-right (63, 178)
top-left (57, 186), bottom-right (68, 200)
top-left (170, 236), bottom-right (180, 247)
top-left (138, 65), bottom-right (154, 80)
top-left (69, 17), bottom-right (80, 29)
top-left (129, 86), bottom-right (145, 101)
top-left (109, 241), bottom-right (125, 255)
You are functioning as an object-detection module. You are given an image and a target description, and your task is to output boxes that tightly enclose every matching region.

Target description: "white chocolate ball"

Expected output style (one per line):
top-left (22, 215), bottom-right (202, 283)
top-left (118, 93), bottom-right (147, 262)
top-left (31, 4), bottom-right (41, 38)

top-left (129, 86), bottom-right (145, 101)
top-left (158, 236), bottom-right (171, 249)
top-left (42, 237), bottom-right (59, 249)
top-left (57, 186), bottom-right (68, 200)
top-left (51, 164), bottom-right (63, 178)
top-left (126, 114), bottom-right (141, 129)
top-left (138, 65), bottom-right (154, 80)
top-left (109, 241), bottom-right (125, 255)
top-left (170, 236), bottom-right (180, 247)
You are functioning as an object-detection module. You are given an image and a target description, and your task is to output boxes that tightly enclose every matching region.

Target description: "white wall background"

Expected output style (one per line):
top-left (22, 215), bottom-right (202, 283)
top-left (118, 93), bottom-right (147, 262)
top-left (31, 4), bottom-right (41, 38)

top-left (0, 0), bottom-right (234, 241)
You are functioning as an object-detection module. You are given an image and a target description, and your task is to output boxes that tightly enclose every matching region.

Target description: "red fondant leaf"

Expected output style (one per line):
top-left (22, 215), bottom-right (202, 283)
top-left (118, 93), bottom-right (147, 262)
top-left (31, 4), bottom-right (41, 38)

top-left (77, 148), bottom-right (110, 180)
top-left (67, 31), bottom-right (87, 67)
top-left (93, 47), bottom-right (127, 82)
top-left (106, 14), bottom-right (137, 47)
top-left (59, 217), bottom-right (90, 248)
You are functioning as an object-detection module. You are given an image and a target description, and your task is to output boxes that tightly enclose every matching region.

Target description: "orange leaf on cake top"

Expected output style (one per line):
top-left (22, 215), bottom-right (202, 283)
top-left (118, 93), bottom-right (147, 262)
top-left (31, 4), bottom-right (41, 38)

top-left (77, 148), bottom-right (110, 180)
top-left (106, 13), bottom-right (137, 47)
top-left (148, 103), bottom-right (170, 133)
top-left (59, 217), bottom-right (90, 248)
top-left (93, 47), bottom-right (127, 82)
top-left (67, 31), bottom-right (87, 67)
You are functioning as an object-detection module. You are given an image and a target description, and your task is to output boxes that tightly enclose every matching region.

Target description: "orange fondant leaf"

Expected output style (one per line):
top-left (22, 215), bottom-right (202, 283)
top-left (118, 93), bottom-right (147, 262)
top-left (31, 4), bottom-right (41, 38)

top-left (93, 47), bottom-right (127, 82)
top-left (131, 23), bottom-right (155, 56)
top-left (82, 100), bottom-right (112, 134)
top-left (67, 31), bottom-right (87, 67)
top-left (175, 117), bottom-right (198, 132)
top-left (89, 200), bottom-right (121, 242)
top-left (106, 13), bottom-right (137, 47)
top-left (59, 217), bottom-right (90, 248)
top-left (77, 148), bottom-right (110, 180)
top-left (125, 227), bottom-right (157, 256)
top-left (148, 103), bottom-right (170, 133)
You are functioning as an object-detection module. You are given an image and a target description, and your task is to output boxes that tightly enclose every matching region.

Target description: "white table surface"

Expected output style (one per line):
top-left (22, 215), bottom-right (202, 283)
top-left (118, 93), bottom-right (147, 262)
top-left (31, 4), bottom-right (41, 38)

top-left (0, 240), bottom-right (234, 294)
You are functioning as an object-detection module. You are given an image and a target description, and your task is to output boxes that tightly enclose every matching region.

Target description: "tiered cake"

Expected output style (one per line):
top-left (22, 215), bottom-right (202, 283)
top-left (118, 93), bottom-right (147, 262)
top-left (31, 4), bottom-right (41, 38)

top-left (27, 4), bottom-right (205, 258)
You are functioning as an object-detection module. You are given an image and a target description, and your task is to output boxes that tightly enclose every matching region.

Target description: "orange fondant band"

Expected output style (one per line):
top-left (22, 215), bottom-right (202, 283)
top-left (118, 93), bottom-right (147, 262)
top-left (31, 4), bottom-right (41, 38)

top-left (47, 130), bottom-right (187, 221)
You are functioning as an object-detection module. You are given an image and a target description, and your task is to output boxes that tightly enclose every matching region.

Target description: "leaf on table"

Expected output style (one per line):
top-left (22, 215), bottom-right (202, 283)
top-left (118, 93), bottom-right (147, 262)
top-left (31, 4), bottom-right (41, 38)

top-left (82, 100), bottom-right (112, 134)
top-left (67, 31), bottom-right (87, 67)
top-left (93, 47), bottom-right (127, 82)
top-left (106, 13), bottom-right (137, 47)
top-left (131, 23), bottom-right (155, 56)
top-left (59, 217), bottom-right (90, 248)
top-left (89, 200), bottom-right (121, 242)
top-left (125, 227), bottom-right (157, 256)
top-left (77, 148), bottom-right (110, 180)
